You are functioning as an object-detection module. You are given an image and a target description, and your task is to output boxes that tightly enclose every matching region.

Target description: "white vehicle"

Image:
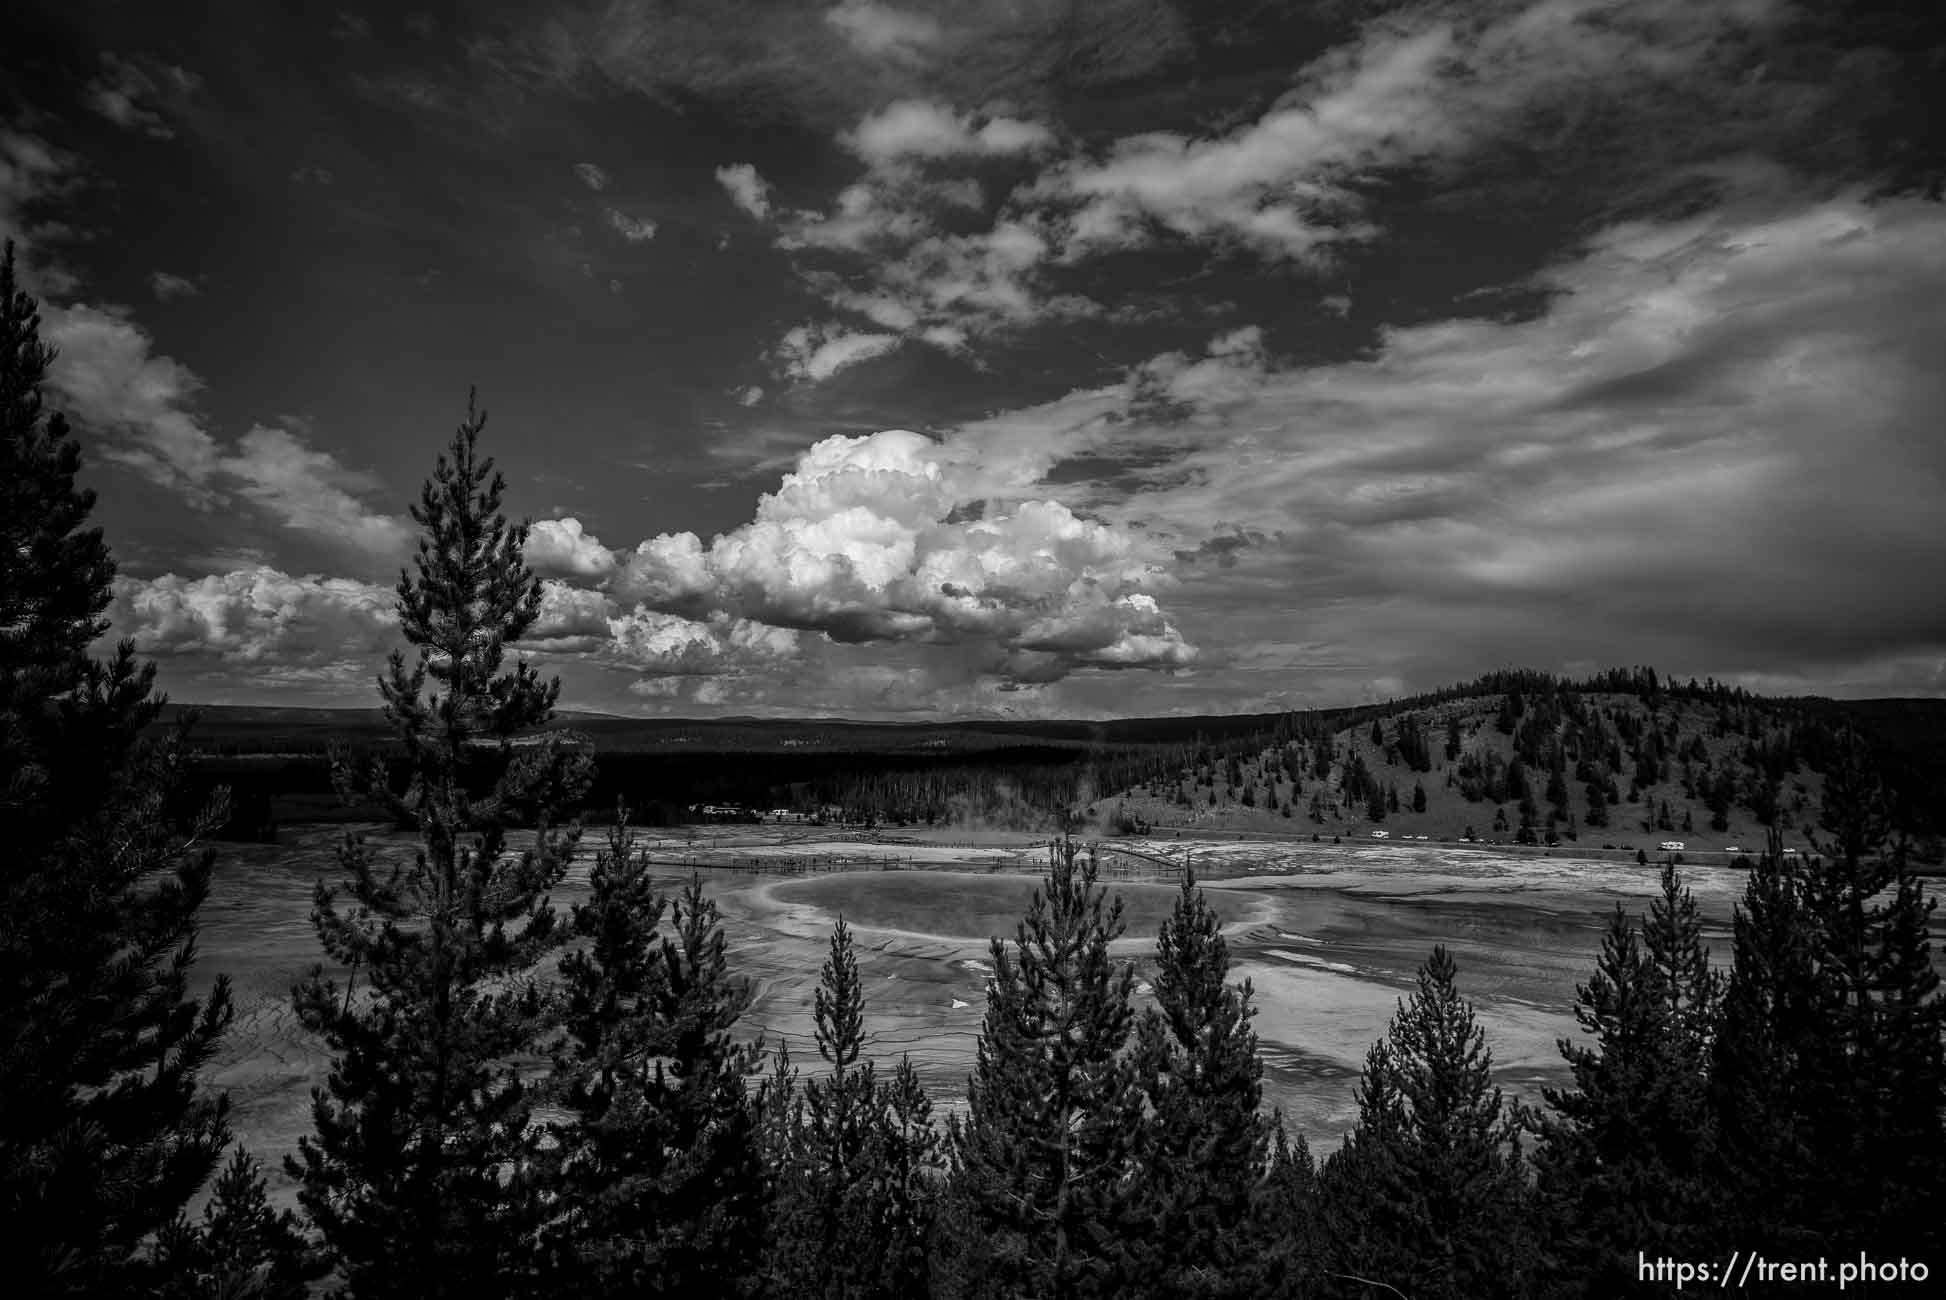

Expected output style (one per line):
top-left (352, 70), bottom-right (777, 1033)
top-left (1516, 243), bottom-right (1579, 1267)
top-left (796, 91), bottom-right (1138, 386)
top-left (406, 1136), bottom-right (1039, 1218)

top-left (1725, 846), bottom-right (1742, 853)
top-left (1370, 830), bottom-right (1390, 839)
top-left (1658, 841), bottom-right (1685, 851)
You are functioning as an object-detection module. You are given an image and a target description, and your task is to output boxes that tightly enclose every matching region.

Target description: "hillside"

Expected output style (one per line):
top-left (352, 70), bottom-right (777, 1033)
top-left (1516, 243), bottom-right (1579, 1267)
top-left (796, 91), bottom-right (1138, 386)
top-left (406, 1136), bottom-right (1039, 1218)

top-left (1094, 668), bottom-right (1946, 864)
top-left (153, 670), bottom-right (1945, 855)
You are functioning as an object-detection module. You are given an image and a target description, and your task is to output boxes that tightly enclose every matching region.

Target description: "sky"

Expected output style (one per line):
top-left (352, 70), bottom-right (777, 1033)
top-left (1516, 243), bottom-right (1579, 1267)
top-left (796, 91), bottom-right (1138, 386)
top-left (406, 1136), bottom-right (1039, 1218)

top-left (3, 0), bottom-right (1943, 719)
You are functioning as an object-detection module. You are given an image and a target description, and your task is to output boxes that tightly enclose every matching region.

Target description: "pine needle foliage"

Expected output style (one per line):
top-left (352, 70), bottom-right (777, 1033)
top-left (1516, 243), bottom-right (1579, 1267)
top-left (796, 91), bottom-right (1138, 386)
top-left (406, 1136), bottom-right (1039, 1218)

top-left (286, 392), bottom-right (590, 1299)
top-left (1128, 866), bottom-right (1274, 1300)
top-left (1320, 947), bottom-right (1530, 1300)
top-left (153, 1148), bottom-right (324, 1300)
top-left (1536, 863), bottom-right (1720, 1296)
top-left (0, 239), bottom-right (236, 1297)
top-left (938, 837), bottom-right (1144, 1300)
top-left (1710, 743), bottom-right (1946, 1257)
top-left (766, 917), bottom-right (943, 1299)
top-left (542, 816), bottom-right (766, 1298)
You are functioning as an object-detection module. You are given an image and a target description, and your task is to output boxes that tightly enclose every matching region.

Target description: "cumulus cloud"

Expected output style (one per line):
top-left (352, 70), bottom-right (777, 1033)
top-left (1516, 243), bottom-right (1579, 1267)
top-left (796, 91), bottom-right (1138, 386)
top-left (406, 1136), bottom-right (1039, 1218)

top-left (842, 99), bottom-right (1056, 167)
top-left (607, 606), bottom-right (800, 677)
top-left (612, 427), bottom-right (1194, 681)
top-left (104, 563), bottom-right (806, 698)
top-left (524, 516), bottom-right (618, 581)
top-left (715, 163), bottom-right (772, 219)
top-left (774, 322), bottom-right (903, 383)
top-left (105, 567), bottom-right (398, 667)
top-left (603, 206), bottom-right (656, 242)
top-left (149, 271), bottom-right (199, 301)
top-left (527, 579), bottom-right (615, 650)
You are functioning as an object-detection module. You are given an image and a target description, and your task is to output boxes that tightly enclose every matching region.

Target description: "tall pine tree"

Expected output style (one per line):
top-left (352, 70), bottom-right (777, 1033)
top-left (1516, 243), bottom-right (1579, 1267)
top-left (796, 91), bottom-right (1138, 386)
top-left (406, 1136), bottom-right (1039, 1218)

top-left (1536, 863), bottom-right (1720, 1296)
top-left (0, 239), bottom-right (236, 1297)
top-left (152, 1148), bottom-right (323, 1300)
top-left (1712, 743), bottom-right (1946, 1257)
top-left (937, 838), bottom-right (1144, 1300)
top-left (1708, 826), bottom-right (1823, 1256)
top-left (542, 808), bottom-right (766, 1298)
top-left (1318, 947), bottom-right (1531, 1300)
top-left (1127, 867), bottom-right (1274, 1300)
top-left (287, 392), bottom-right (590, 1299)
top-left (765, 917), bottom-right (941, 1299)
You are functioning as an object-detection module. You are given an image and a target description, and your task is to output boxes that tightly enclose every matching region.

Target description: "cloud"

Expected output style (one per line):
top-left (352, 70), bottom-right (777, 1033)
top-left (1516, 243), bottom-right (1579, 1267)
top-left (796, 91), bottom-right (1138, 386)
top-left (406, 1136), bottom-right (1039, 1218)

top-left (525, 516), bottom-right (619, 581)
top-left (736, 384), bottom-right (765, 406)
top-left (774, 322), bottom-right (903, 382)
top-left (757, 0), bottom-right (1801, 366)
top-left (842, 99), bottom-right (1056, 166)
top-left (42, 302), bottom-right (223, 502)
top-left (572, 161), bottom-right (611, 191)
top-left (218, 425), bottom-right (413, 555)
top-left (290, 166), bottom-right (334, 185)
top-left (948, 185), bottom-right (1946, 701)
top-left (86, 53), bottom-right (183, 140)
top-left (149, 271), bottom-right (199, 300)
top-left (527, 579), bottom-right (615, 649)
top-left (1025, 0), bottom-right (1796, 264)
top-left (603, 206), bottom-right (656, 241)
top-left (612, 427), bottom-right (1194, 681)
top-left (607, 606), bottom-right (801, 678)
top-left (714, 163), bottom-right (772, 219)
top-left (1, 131), bottom-right (83, 295)
top-left (105, 567), bottom-right (399, 669)
top-left (824, 1), bottom-right (945, 65)
top-left (42, 308), bottom-right (407, 548)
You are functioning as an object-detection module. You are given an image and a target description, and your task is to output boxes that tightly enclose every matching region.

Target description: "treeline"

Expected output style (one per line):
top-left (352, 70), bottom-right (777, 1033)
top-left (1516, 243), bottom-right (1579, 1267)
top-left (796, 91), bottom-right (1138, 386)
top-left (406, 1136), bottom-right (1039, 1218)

top-left (172, 669), bottom-right (1942, 846)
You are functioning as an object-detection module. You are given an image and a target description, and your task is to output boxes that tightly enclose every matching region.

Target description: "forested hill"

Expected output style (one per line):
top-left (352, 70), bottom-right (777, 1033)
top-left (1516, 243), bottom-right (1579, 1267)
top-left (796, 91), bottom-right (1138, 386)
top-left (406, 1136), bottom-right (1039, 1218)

top-left (1095, 668), bottom-right (1946, 861)
top-left (154, 669), bottom-right (1945, 856)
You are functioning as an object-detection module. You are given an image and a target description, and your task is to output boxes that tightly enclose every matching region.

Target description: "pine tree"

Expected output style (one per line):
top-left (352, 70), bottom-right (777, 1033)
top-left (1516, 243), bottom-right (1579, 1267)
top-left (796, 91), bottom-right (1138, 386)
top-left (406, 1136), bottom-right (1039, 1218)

top-left (1257, 1123), bottom-right (1322, 1297)
top-left (1127, 868), bottom-right (1273, 1299)
top-left (1318, 948), bottom-right (1530, 1300)
top-left (937, 838), bottom-right (1144, 1300)
top-left (1536, 864), bottom-right (1719, 1296)
top-left (1795, 744), bottom-right (1944, 1253)
top-left (766, 916), bottom-right (941, 1299)
top-left (1, 239), bottom-right (236, 1297)
top-left (541, 810), bottom-right (766, 1298)
top-left (867, 1055), bottom-right (942, 1298)
top-left (1707, 827), bottom-right (1822, 1255)
top-left (153, 1149), bottom-right (324, 1300)
top-left (287, 392), bottom-right (590, 1299)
